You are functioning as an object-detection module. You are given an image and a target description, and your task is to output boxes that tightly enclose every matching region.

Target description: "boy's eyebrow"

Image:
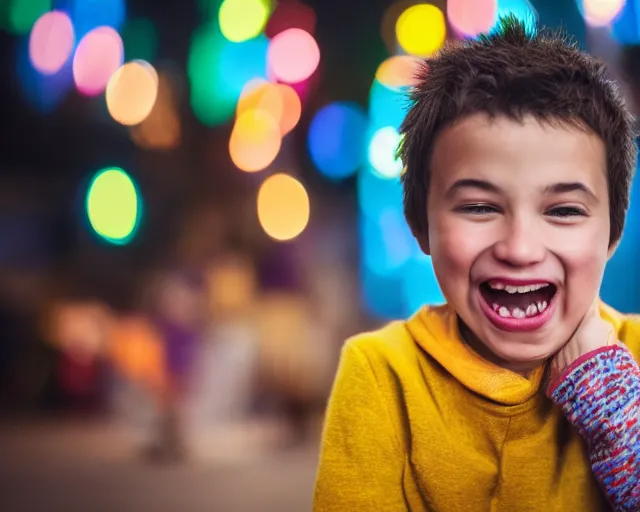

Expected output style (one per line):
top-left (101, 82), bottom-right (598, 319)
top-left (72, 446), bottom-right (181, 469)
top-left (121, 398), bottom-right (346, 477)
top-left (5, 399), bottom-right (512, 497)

top-left (543, 182), bottom-right (599, 203)
top-left (444, 179), bottom-right (501, 198)
top-left (444, 180), bottom-right (599, 203)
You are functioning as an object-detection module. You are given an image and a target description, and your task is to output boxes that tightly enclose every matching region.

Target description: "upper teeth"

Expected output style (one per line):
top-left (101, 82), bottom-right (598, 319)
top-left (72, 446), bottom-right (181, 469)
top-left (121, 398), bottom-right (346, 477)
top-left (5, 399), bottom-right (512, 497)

top-left (488, 281), bottom-right (549, 294)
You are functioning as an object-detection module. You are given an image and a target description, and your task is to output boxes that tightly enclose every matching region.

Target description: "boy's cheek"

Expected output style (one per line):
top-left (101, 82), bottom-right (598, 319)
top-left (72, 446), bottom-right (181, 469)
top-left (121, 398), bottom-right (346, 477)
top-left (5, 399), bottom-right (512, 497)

top-left (550, 235), bottom-right (609, 290)
top-left (429, 229), bottom-right (481, 275)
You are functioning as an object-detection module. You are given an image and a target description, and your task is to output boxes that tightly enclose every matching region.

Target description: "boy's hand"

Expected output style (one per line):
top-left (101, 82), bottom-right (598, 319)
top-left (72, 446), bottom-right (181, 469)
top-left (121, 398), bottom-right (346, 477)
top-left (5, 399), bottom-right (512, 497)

top-left (547, 300), bottom-right (620, 390)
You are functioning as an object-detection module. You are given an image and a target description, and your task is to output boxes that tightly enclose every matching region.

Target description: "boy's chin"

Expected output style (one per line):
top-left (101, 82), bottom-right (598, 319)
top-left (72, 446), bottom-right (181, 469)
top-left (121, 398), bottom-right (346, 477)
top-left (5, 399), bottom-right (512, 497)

top-left (459, 317), bottom-right (562, 370)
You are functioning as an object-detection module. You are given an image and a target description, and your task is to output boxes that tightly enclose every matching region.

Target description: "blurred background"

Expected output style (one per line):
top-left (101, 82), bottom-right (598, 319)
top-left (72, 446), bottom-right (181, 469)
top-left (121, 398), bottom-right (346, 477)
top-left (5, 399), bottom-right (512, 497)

top-left (0, 0), bottom-right (640, 510)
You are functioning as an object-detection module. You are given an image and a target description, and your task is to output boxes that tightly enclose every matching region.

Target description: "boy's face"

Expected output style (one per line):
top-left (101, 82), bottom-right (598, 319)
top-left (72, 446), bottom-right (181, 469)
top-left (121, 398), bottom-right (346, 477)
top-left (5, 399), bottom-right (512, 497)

top-left (425, 113), bottom-right (611, 373)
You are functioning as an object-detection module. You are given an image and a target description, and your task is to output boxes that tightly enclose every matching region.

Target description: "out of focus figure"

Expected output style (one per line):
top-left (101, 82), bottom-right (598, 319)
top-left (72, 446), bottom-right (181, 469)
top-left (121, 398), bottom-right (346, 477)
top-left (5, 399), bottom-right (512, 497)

top-left (188, 252), bottom-right (260, 436)
top-left (254, 246), bottom-right (335, 447)
top-left (45, 300), bottom-right (112, 413)
top-left (108, 311), bottom-right (167, 456)
top-left (143, 269), bottom-right (207, 462)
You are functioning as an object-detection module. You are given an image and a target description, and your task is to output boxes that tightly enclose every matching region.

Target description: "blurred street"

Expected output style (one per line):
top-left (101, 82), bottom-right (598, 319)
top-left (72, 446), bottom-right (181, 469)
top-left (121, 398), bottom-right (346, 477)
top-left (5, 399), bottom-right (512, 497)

top-left (3, 1), bottom-right (640, 510)
top-left (0, 419), bottom-right (320, 512)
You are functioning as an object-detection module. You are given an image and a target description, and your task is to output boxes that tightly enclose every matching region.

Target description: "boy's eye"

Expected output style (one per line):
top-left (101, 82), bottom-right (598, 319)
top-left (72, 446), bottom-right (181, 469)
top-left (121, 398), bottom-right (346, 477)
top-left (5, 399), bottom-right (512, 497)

top-left (546, 206), bottom-right (587, 218)
top-left (457, 204), bottom-right (499, 215)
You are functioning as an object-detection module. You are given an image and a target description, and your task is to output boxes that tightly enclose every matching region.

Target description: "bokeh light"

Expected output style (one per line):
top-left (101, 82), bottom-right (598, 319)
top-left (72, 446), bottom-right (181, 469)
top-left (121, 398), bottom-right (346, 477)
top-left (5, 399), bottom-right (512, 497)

top-left (358, 167), bottom-right (410, 319)
top-left (368, 127), bottom-right (404, 179)
top-left (448, 0), bottom-right (497, 37)
top-left (375, 55), bottom-right (422, 91)
top-left (578, 0), bottom-right (625, 26)
top-left (73, 26), bottom-right (124, 96)
top-left (357, 165), bottom-right (404, 220)
top-left (188, 24), bottom-right (228, 126)
top-left (358, 153), bottom-right (444, 318)
top-left (267, 28), bottom-right (320, 83)
top-left (8, 0), bottom-right (51, 34)
top-left (86, 167), bottom-right (142, 245)
top-left (369, 79), bottom-right (411, 131)
top-left (362, 208), bottom-right (413, 276)
top-left (47, 301), bottom-right (112, 363)
top-left (402, 251), bottom-right (445, 314)
top-left (237, 79), bottom-right (280, 117)
top-left (17, 37), bottom-right (74, 113)
top-left (381, 0), bottom-right (421, 54)
top-left (492, 0), bottom-right (538, 35)
top-left (361, 266), bottom-right (405, 319)
top-left (219, 0), bottom-right (271, 42)
top-left (109, 316), bottom-right (165, 392)
top-left (307, 101), bottom-right (368, 181)
top-left (29, 11), bottom-right (75, 76)
top-left (130, 73), bottom-right (181, 150)
top-left (189, 25), bottom-right (268, 126)
top-left (610, 0), bottom-right (640, 43)
top-left (106, 60), bottom-right (159, 126)
top-left (257, 173), bottom-right (310, 241)
top-left (237, 80), bottom-right (302, 135)
top-left (273, 84), bottom-right (302, 135)
top-left (395, 4), bottom-right (446, 57)
top-left (265, 0), bottom-right (316, 38)
top-left (69, 0), bottom-right (126, 38)
top-left (229, 109), bottom-right (282, 172)
top-left (122, 17), bottom-right (158, 63)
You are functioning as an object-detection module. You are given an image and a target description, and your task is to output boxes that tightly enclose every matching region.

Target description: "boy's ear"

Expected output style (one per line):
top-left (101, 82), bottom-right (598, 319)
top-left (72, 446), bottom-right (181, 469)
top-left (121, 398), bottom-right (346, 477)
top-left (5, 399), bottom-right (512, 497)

top-left (416, 232), bottom-right (431, 255)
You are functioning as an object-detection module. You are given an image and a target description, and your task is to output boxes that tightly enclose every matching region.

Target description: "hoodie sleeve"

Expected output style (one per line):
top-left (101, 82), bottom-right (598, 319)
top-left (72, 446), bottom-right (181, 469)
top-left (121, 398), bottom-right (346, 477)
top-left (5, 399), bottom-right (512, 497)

top-left (313, 341), bottom-right (407, 511)
top-left (547, 345), bottom-right (640, 512)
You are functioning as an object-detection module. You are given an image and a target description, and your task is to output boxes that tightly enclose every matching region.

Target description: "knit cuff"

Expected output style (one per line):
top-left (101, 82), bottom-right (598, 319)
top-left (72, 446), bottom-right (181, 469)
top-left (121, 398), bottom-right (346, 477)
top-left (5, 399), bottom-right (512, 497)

top-left (548, 344), bottom-right (640, 511)
top-left (546, 345), bottom-right (614, 397)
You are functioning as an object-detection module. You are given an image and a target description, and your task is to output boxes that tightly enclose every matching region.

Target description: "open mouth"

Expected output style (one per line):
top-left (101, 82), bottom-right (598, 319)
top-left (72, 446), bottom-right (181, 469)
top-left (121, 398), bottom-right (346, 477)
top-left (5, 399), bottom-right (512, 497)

top-left (479, 280), bottom-right (557, 320)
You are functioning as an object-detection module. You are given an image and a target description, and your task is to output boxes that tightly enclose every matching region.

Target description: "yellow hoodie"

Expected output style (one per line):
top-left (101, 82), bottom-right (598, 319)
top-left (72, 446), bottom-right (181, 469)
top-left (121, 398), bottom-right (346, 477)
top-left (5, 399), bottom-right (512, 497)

top-left (313, 303), bottom-right (640, 511)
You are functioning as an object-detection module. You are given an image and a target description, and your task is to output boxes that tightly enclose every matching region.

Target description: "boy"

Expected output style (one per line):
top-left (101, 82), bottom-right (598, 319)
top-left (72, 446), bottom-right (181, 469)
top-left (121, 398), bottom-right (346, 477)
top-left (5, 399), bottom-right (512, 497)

top-left (314, 17), bottom-right (640, 512)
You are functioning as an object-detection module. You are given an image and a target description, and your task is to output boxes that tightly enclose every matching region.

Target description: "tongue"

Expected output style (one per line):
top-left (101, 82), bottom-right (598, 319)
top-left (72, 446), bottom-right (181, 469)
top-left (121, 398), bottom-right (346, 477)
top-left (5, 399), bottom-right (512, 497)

top-left (488, 289), bottom-right (548, 310)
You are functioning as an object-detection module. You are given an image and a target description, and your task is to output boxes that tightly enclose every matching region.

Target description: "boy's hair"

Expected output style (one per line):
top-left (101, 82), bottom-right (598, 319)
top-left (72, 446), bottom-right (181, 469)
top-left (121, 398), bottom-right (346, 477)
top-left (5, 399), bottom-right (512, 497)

top-left (398, 15), bottom-right (637, 246)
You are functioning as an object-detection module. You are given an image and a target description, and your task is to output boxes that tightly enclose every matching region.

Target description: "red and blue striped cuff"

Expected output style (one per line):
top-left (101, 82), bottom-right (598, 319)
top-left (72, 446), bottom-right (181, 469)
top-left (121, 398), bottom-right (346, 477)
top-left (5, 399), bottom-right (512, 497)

top-left (548, 345), bottom-right (640, 511)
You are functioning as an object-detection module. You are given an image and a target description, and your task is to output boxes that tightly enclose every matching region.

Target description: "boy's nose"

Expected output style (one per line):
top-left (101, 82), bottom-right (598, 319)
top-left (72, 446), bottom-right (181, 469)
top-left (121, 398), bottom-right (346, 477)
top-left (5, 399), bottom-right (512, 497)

top-left (492, 218), bottom-right (545, 267)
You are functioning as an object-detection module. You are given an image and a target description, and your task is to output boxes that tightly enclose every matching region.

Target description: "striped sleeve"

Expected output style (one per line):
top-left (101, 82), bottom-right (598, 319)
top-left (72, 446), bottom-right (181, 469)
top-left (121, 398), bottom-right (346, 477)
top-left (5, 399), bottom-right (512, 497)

top-left (548, 345), bottom-right (640, 512)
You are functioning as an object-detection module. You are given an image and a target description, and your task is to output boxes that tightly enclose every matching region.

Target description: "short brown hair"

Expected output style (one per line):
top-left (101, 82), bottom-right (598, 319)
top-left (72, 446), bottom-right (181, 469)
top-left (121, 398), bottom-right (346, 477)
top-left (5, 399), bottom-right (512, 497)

top-left (398, 15), bottom-right (637, 246)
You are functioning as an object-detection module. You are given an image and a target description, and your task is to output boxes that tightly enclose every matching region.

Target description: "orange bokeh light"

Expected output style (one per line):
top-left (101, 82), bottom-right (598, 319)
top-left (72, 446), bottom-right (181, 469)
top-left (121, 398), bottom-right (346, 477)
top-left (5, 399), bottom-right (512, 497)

top-left (106, 60), bottom-right (159, 126)
top-left (275, 83), bottom-right (302, 135)
top-left (257, 173), bottom-right (310, 241)
top-left (130, 73), bottom-right (181, 150)
top-left (582, 0), bottom-right (625, 26)
top-left (237, 79), bottom-right (302, 135)
top-left (229, 109), bottom-right (282, 172)
top-left (375, 55), bottom-right (422, 90)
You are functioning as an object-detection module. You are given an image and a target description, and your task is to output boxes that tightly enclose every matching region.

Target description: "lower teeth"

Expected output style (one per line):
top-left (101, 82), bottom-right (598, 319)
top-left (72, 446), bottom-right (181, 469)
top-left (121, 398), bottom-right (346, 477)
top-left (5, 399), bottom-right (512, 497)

top-left (493, 301), bottom-right (548, 318)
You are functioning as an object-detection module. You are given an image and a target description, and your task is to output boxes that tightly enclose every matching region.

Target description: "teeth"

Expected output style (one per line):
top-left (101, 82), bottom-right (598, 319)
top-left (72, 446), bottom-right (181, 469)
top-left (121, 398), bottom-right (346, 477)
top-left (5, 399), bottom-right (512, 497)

top-left (512, 307), bottom-right (525, 319)
top-left (488, 281), bottom-right (550, 294)
top-left (525, 304), bottom-right (538, 317)
top-left (537, 301), bottom-right (548, 312)
top-left (492, 303), bottom-right (500, 312)
top-left (498, 307), bottom-right (511, 318)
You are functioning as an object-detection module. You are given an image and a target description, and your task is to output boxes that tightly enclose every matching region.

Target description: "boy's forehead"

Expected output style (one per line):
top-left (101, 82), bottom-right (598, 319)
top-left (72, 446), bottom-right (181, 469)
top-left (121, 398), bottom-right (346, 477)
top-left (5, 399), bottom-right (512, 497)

top-left (429, 113), bottom-right (608, 192)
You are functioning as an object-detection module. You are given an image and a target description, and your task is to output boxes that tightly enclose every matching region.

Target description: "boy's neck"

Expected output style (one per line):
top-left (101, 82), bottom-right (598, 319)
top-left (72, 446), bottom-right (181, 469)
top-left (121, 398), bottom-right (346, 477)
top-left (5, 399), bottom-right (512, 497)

top-left (457, 317), bottom-right (540, 379)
